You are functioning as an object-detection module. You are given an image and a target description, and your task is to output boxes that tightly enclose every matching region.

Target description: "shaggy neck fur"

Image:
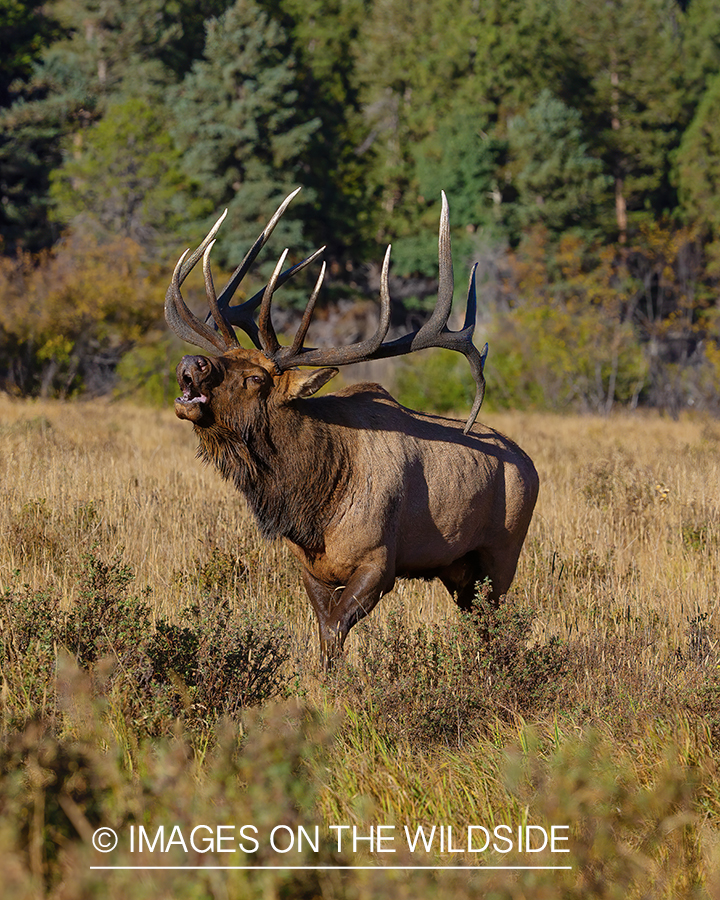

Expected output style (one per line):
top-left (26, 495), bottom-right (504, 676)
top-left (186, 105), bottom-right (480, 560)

top-left (194, 400), bottom-right (352, 553)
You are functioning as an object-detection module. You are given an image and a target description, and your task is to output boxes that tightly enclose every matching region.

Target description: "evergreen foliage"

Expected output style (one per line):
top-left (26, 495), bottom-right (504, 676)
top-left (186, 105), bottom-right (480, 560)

top-left (49, 97), bottom-right (205, 244)
top-left (561, 0), bottom-right (688, 235)
top-left (172, 0), bottom-right (320, 269)
top-left (507, 90), bottom-right (611, 238)
top-left (0, 0), bottom-right (62, 107)
top-left (255, 0), bottom-right (372, 258)
top-left (390, 111), bottom-right (505, 280)
top-left (677, 73), bottom-right (720, 272)
top-left (0, 0), bottom-right (719, 411)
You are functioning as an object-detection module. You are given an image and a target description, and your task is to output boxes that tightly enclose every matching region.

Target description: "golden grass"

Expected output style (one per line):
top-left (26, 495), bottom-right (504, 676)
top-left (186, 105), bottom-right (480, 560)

top-left (3, 393), bottom-right (718, 754)
top-left (0, 396), bottom-right (305, 623)
top-left (2, 395), bottom-right (720, 896)
top-left (517, 410), bottom-right (720, 655)
top-left (2, 394), bottom-right (717, 659)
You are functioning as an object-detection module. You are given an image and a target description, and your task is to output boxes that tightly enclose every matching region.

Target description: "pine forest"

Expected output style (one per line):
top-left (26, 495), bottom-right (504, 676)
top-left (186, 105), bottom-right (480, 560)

top-left (1, 0), bottom-right (720, 412)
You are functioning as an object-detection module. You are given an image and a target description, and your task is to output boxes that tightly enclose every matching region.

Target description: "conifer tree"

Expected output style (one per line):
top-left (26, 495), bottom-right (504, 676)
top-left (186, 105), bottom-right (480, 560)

top-left (49, 97), bottom-right (206, 246)
top-left (506, 90), bottom-right (611, 239)
top-left (677, 72), bottom-right (720, 272)
top-left (172, 0), bottom-right (321, 273)
top-left (562, 0), bottom-right (688, 240)
top-left (0, 0), bottom-right (64, 249)
top-left (252, 0), bottom-right (374, 258)
top-left (355, 0), bottom-right (572, 260)
top-left (0, 0), bottom-right (62, 107)
top-left (0, 0), bottom-right (232, 251)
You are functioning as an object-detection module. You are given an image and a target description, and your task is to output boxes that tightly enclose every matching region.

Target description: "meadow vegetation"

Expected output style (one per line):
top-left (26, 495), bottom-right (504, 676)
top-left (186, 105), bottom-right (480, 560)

top-left (1, 393), bottom-right (720, 897)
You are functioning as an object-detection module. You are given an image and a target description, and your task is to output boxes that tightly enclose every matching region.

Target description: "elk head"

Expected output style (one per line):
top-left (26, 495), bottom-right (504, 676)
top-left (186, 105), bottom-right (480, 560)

top-left (165, 188), bottom-right (487, 432)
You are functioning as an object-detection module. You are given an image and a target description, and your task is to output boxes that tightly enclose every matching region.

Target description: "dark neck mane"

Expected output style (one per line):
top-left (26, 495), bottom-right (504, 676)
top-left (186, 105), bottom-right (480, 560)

top-left (195, 402), bottom-right (352, 553)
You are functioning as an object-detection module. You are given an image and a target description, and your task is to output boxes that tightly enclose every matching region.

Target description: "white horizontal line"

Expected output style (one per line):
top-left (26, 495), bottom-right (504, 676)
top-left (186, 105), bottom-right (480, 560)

top-left (90, 865), bottom-right (572, 871)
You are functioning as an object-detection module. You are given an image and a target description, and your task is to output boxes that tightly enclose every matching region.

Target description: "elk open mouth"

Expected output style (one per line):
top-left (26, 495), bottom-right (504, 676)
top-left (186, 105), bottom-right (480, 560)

top-left (175, 386), bottom-right (210, 422)
top-left (179, 386), bottom-right (208, 406)
top-left (175, 355), bottom-right (215, 423)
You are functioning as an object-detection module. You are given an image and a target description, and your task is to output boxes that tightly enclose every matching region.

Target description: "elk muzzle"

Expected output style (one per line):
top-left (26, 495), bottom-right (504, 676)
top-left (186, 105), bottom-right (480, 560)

top-left (175, 355), bottom-right (213, 423)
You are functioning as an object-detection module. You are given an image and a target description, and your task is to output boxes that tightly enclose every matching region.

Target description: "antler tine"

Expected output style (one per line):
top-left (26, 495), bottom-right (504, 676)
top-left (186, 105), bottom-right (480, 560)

top-left (271, 193), bottom-right (487, 429)
top-left (284, 262), bottom-right (327, 359)
top-left (165, 208), bottom-right (244, 354)
top-left (221, 246), bottom-right (325, 345)
top-left (165, 189), bottom-right (487, 428)
top-left (165, 249), bottom-right (229, 355)
top-left (203, 240), bottom-right (240, 350)
top-left (167, 188), bottom-right (320, 353)
top-left (376, 200), bottom-right (486, 431)
top-left (176, 208), bottom-right (228, 286)
top-left (257, 250), bottom-right (289, 355)
top-left (271, 244), bottom-right (393, 369)
top-left (464, 341), bottom-right (488, 434)
top-left (214, 187), bottom-right (303, 316)
top-left (422, 190), bottom-right (453, 335)
top-left (368, 244), bottom-right (394, 355)
top-left (460, 265), bottom-right (488, 433)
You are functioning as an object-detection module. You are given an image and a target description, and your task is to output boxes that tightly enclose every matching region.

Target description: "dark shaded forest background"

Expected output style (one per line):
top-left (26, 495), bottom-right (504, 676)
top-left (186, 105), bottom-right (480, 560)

top-left (2, 0), bottom-right (720, 415)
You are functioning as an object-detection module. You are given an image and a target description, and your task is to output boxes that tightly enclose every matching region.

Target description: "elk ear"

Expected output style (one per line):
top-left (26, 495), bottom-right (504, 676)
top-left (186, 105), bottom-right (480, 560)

top-left (284, 367), bottom-right (339, 400)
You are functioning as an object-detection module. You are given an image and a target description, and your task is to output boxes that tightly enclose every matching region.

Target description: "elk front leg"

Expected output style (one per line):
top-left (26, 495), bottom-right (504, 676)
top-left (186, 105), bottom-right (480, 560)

top-left (302, 564), bottom-right (394, 669)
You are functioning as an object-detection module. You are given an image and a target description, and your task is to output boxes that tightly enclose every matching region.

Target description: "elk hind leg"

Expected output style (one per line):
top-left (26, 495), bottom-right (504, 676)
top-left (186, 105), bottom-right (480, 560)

top-left (440, 546), bottom-right (521, 613)
top-left (438, 553), bottom-right (479, 612)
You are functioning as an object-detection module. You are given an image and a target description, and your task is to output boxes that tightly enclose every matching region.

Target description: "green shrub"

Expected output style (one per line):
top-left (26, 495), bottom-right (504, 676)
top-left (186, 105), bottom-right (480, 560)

top-left (333, 584), bottom-right (569, 747)
top-left (0, 550), bottom-right (297, 737)
top-left (65, 552), bottom-right (152, 668)
top-left (486, 301), bottom-right (647, 412)
top-left (394, 347), bottom-right (477, 417)
top-left (114, 335), bottom-right (182, 407)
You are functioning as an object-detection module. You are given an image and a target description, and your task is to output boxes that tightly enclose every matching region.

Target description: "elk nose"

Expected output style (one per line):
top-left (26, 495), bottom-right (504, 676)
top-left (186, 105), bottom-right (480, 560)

top-left (177, 355), bottom-right (210, 388)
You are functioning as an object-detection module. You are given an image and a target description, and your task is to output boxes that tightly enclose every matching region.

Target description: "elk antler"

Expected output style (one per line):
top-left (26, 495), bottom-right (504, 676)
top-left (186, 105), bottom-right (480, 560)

top-left (164, 188), bottom-right (324, 355)
top-left (165, 189), bottom-right (488, 433)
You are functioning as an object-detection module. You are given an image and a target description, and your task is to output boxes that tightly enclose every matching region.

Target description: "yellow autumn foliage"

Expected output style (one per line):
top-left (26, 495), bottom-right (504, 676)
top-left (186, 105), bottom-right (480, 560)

top-left (0, 231), bottom-right (165, 395)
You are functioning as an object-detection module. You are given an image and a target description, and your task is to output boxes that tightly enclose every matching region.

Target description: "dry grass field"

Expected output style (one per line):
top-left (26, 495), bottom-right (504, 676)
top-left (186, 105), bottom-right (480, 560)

top-left (1, 393), bottom-right (720, 898)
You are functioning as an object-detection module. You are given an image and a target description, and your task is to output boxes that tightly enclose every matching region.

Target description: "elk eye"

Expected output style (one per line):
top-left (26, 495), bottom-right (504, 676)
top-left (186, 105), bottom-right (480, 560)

top-left (246, 375), bottom-right (264, 387)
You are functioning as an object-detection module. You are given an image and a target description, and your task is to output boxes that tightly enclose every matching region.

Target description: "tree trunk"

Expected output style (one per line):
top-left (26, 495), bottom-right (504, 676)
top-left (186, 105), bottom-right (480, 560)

top-left (610, 63), bottom-right (627, 243)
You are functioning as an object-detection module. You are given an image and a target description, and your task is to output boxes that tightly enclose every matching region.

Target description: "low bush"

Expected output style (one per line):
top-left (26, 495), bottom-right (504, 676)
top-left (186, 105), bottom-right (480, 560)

top-left (331, 584), bottom-right (569, 747)
top-left (0, 549), bottom-right (297, 739)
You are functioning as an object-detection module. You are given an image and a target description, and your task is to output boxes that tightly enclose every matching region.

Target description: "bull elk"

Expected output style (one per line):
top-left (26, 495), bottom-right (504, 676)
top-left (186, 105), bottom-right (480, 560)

top-left (165, 189), bottom-right (539, 667)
